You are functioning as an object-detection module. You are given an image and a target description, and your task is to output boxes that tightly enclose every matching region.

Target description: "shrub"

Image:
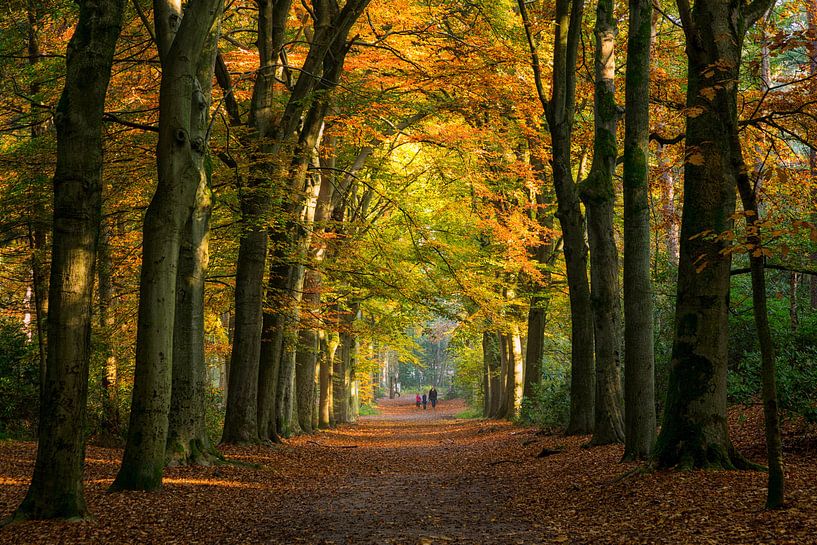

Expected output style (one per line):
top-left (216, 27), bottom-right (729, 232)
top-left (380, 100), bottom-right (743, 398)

top-left (0, 319), bottom-right (39, 437)
top-left (519, 367), bottom-right (570, 430)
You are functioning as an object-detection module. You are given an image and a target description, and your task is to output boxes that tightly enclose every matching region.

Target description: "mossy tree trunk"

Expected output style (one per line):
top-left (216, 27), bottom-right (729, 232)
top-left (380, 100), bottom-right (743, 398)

top-left (165, 6), bottom-right (222, 468)
top-left (11, 0), bottom-right (126, 521)
top-left (222, 0), bottom-right (291, 445)
top-left (654, 0), bottom-right (775, 470)
top-left (112, 0), bottom-right (223, 492)
top-left (580, 0), bottom-right (624, 445)
top-left (622, 0), bottom-right (657, 460)
top-left (518, 0), bottom-right (595, 434)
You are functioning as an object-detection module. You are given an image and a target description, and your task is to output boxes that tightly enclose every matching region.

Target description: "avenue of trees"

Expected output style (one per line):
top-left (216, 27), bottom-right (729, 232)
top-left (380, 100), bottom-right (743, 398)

top-left (2, 0), bottom-right (817, 522)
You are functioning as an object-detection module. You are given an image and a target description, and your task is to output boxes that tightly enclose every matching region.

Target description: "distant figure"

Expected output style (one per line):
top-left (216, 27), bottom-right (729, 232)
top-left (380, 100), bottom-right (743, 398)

top-left (429, 386), bottom-right (438, 409)
top-left (422, 393), bottom-right (427, 410)
top-left (415, 393), bottom-right (421, 408)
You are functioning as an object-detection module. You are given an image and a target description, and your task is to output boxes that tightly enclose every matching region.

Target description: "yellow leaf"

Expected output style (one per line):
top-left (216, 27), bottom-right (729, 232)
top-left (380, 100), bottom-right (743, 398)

top-left (687, 152), bottom-right (705, 166)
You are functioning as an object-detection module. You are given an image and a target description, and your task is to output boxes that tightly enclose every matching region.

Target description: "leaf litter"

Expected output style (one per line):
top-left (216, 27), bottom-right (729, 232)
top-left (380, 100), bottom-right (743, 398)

top-left (0, 399), bottom-right (815, 544)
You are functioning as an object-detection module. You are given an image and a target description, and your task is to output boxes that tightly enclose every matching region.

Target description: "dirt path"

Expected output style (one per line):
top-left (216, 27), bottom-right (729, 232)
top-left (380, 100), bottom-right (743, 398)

top-left (1, 399), bottom-right (816, 544)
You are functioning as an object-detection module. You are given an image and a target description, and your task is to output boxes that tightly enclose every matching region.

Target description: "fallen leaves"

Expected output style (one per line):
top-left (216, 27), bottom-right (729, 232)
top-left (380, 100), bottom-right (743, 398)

top-left (0, 400), bottom-right (815, 544)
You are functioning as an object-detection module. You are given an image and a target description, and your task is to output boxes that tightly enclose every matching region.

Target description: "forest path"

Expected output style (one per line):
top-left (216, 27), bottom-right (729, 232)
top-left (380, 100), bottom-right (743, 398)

top-left (2, 399), bottom-right (817, 544)
top-left (271, 397), bottom-right (542, 544)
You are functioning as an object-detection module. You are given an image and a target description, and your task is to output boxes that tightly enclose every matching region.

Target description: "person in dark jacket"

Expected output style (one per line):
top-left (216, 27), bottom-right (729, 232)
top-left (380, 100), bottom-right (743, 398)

top-left (421, 393), bottom-right (427, 410)
top-left (428, 386), bottom-right (438, 409)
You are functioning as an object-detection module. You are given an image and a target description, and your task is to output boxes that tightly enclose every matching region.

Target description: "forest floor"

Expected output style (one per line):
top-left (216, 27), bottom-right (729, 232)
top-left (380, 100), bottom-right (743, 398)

top-left (1, 398), bottom-right (817, 544)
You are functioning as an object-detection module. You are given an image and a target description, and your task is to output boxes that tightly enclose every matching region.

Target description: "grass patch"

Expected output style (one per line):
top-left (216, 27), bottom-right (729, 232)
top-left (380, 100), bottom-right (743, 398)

top-left (359, 403), bottom-right (380, 416)
top-left (454, 406), bottom-right (483, 419)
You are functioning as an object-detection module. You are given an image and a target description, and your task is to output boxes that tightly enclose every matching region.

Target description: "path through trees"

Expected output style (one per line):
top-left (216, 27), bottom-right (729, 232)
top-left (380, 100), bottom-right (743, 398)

top-left (1, 398), bottom-right (816, 544)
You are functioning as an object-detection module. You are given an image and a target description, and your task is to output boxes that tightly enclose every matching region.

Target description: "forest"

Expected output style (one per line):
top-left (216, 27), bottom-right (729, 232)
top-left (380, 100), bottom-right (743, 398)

top-left (1, 0), bottom-right (817, 542)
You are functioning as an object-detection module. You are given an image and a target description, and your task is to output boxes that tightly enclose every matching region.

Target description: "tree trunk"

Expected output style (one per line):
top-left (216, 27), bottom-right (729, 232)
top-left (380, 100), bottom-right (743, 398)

top-left (165, 7), bottom-right (221, 467)
top-left (523, 167), bottom-right (556, 404)
top-left (517, 0), bottom-right (594, 433)
top-left (321, 330), bottom-right (338, 426)
top-left (30, 226), bottom-right (48, 394)
top-left (222, 207), bottom-right (267, 444)
top-left (12, 0), bottom-right (125, 520)
top-left (97, 220), bottom-right (120, 437)
top-left (295, 276), bottom-right (320, 434)
top-left (654, 0), bottom-right (774, 469)
top-left (495, 334), bottom-right (509, 419)
top-left (579, 0), bottom-right (624, 445)
top-left (112, 0), bottom-right (223, 492)
top-left (482, 332), bottom-right (493, 416)
top-left (486, 332), bottom-right (502, 417)
top-left (622, 0), bottom-right (656, 460)
top-left (222, 0), bottom-right (291, 445)
top-left (167, 175), bottom-right (217, 465)
top-left (736, 162), bottom-right (785, 509)
top-left (257, 311), bottom-right (283, 441)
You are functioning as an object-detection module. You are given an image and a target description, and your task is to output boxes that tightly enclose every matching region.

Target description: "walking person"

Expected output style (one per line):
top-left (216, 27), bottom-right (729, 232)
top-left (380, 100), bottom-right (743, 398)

top-left (428, 386), bottom-right (438, 410)
top-left (415, 393), bottom-right (421, 408)
top-left (422, 393), bottom-right (427, 410)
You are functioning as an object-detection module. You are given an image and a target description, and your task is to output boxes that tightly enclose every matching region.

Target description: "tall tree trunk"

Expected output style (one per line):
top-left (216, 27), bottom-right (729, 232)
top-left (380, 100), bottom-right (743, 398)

top-left (30, 227), bottom-right (48, 394)
top-left (523, 163), bottom-right (556, 404)
top-left (165, 7), bottom-right (221, 467)
top-left (735, 159), bottom-right (785, 509)
top-left (321, 330), bottom-right (338, 426)
top-left (580, 0), bottom-right (624, 445)
top-left (257, 311), bottom-right (283, 441)
top-left (495, 334), bottom-right (509, 419)
top-left (517, 0), bottom-right (594, 433)
top-left (485, 332), bottom-right (502, 417)
top-left (112, 0), bottom-right (223, 491)
top-left (622, 0), bottom-right (656, 460)
top-left (654, 0), bottom-right (774, 469)
top-left (97, 219), bottom-right (120, 436)
top-left (333, 301), bottom-right (359, 424)
top-left (222, 0), bottom-right (290, 445)
top-left (511, 328), bottom-right (524, 416)
top-left (11, 0), bottom-right (125, 520)
top-left (482, 332), bottom-right (494, 416)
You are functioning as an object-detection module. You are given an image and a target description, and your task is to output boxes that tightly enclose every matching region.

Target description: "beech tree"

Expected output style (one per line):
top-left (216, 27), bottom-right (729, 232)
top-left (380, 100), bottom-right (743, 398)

top-left (622, 0), bottom-right (656, 460)
top-left (517, 0), bottom-right (595, 434)
top-left (654, 0), bottom-right (776, 469)
top-left (579, 0), bottom-right (624, 445)
top-left (112, 0), bottom-right (223, 491)
top-left (10, 0), bottom-right (126, 520)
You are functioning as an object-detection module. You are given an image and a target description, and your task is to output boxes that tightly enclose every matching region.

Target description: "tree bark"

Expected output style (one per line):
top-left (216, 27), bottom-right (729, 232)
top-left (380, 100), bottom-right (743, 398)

top-left (222, 0), bottom-right (291, 445)
top-left (97, 219), bottom-right (120, 437)
top-left (736, 161), bottom-right (785, 509)
top-left (654, 0), bottom-right (774, 469)
top-left (321, 330), bottom-right (339, 426)
top-left (112, 0), bottom-right (223, 491)
top-left (517, 0), bottom-right (594, 433)
top-left (11, 0), bottom-right (125, 520)
top-left (580, 0), bottom-right (624, 445)
top-left (523, 160), bottom-right (556, 404)
top-left (622, 0), bottom-right (657, 460)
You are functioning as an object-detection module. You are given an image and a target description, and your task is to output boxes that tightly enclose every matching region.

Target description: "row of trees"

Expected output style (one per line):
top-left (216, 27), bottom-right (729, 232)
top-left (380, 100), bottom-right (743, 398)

top-left (1, 0), bottom-right (816, 523)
